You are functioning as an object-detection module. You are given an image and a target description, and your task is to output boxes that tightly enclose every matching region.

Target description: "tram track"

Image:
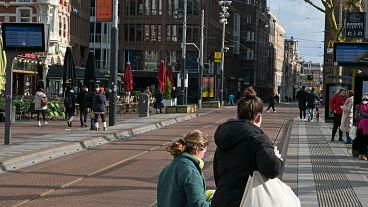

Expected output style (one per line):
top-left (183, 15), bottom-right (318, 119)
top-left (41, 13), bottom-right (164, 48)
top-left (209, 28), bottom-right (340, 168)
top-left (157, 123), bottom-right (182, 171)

top-left (6, 113), bottom-right (229, 207)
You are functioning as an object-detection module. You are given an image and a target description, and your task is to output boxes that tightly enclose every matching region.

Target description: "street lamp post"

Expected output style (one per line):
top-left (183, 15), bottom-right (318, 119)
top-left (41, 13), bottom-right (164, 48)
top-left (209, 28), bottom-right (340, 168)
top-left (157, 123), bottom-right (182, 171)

top-left (219, 1), bottom-right (231, 106)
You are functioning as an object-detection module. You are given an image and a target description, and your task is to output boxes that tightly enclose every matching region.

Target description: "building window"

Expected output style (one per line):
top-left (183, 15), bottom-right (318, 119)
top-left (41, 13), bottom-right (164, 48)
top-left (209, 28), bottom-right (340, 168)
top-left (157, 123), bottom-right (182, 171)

top-left (152, 0), bottom-right (158, 15)
top-left (129, 24), bottom-right (136, 41)
top-left (136, 24), bottom-right (143, 41)
top-left (17, 7), bottom-right (32, 22)
top-left (144, 50), bottom-right (159, 71)
top-left (151, 25), bottom-right (157, 41)
top-left (166, 25), bottom-right (178, 42)
top-left (138, 0), bottom-right (144, 15)
top-left (246, 49), bottom-right (254, 60)
top-left (245, 15), bottom-right (252, 24)
top-left (129, 0), bottom-right (137, 16)
top-left (157, 25), bottom-right (162, 42)
top-left (145, 0), bottom-right (151, 15)
top-left (144, 24), bottom-right (150, 41)
top-left (233, 13), bottom-right (240, 55)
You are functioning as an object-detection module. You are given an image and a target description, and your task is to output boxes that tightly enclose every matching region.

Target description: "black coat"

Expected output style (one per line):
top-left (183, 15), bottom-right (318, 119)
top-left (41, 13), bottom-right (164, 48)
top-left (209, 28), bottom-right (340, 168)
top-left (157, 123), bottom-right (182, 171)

top-left (211, 119), bottom-right (283, 207)
top-left (76, 90), bottom-right (87, 109)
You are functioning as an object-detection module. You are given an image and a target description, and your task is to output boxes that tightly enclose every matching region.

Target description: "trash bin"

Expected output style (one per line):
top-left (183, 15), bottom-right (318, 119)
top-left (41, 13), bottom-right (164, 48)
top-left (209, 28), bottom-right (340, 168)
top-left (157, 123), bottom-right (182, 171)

top-left (138, 93), bottom-right (150, 117)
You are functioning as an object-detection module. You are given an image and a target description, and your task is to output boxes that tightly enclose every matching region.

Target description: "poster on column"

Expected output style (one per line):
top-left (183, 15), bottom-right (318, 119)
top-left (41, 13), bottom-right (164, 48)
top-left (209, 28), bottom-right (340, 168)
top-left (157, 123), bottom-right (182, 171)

top-left (202, 76), bottom-right (215, 98)
top-left (96, 0), bottom-right (112, 22)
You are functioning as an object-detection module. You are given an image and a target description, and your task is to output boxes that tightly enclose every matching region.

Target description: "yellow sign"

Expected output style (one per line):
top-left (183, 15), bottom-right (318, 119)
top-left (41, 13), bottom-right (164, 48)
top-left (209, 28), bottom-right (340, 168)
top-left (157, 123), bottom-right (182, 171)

top-left (327, 40), bottom-right (335, 48)
top-left (214, 59), bottom-right (221, 63)
top-left (214, 52), bottom-right (222, 59)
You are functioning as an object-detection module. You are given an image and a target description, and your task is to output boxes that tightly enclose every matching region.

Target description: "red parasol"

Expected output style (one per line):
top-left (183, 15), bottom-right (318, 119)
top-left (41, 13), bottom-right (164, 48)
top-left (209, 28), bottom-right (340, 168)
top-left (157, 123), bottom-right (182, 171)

top-left (166, 65), bottom-right (174, 87)
top-left (124, 62), bottom-right (133, 92)
top-left (158, 60), bottom-right (166, 92)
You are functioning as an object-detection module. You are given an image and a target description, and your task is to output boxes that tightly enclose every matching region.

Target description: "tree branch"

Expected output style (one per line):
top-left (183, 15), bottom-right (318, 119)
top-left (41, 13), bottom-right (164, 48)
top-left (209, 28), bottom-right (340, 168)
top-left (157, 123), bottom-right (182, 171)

top-left (304, 0), bottom-right (325, 13)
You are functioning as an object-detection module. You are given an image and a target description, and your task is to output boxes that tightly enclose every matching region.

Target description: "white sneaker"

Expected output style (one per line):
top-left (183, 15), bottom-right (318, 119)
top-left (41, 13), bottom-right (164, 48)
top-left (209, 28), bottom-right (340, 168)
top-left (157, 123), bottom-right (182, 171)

top-left (267, 111), bottom-right (270, 113)
top-left (273, 111), bottom-right (277, 113)
top-left (44, 121), bottom-right (48, 126)
top-left (38, 121), bottom-right (42, 126)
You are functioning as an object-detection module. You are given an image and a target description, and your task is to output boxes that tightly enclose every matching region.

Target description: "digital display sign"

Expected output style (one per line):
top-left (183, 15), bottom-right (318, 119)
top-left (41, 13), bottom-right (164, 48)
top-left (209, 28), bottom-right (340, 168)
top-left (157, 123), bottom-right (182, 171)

top-left (334, 42), bottom-right (368, 66)
top-left (1, 23), bottom-right (46, 52)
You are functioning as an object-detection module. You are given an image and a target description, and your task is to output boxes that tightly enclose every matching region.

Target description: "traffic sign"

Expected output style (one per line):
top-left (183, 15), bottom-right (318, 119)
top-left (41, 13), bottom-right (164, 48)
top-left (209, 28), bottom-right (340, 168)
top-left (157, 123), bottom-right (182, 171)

top-left (214, 52), bottom-right (221, 59)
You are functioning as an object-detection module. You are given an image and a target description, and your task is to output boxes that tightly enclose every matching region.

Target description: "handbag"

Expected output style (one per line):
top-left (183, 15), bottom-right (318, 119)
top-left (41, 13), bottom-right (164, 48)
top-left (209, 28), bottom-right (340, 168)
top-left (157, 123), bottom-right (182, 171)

top-left (239, 171), bottom-right (301, 207)
top-left (350, 126), bottom-right (357, 140)
top-left (239, 137), bottom-right (300, 207)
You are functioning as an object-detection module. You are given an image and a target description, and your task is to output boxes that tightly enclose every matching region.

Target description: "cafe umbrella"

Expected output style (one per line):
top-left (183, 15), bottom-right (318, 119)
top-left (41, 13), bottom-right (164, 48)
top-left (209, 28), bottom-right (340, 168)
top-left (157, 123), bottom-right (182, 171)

top-left (63, 47), bottom-right (76, 93)
top-left (166, 65), bottom-right (174, 87)
top-left (158, 60), bottom-right (166, 92)
top-left (124, 62), bottom-right (133, 93)
top-left (84, 51), bottom-right (97, 90)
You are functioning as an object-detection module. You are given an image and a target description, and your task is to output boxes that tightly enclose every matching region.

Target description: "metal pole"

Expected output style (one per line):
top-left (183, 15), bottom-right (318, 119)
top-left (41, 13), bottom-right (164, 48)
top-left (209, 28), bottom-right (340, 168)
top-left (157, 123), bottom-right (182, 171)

top-left (220, 21), bottom-right (225, 106)
top-left (109, 0), bottom-right (118, 126)
top-left (4, 52), bottom-right (16, 145)
top-left (198, 10), bottom-right (204, 109)
top-left (181, 0), bottom-right (188, 105)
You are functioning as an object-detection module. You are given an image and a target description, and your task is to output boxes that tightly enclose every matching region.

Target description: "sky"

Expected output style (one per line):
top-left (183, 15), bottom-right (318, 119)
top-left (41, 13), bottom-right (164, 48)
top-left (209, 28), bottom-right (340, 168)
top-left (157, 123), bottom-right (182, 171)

top-left (269, 0), bottom-right (325, 64)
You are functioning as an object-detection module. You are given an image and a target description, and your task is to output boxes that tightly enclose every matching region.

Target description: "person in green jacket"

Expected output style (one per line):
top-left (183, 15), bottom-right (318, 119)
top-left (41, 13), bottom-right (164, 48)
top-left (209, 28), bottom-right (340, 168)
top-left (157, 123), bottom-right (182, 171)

top-left (157, 130), bottom-right (211, 207)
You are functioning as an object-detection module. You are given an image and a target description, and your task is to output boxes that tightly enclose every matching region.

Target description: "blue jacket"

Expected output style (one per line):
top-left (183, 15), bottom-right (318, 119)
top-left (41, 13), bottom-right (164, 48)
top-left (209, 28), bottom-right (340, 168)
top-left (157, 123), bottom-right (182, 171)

top-left (157, 152), bottom-right (210, 207)
top-left (92, 93), bottom-right (106, 112)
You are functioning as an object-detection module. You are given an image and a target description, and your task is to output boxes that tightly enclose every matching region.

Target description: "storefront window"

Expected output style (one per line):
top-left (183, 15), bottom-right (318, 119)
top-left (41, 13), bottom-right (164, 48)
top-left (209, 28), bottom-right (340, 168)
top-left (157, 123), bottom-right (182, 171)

top-left (144, 50), bottom-right (158, 71)
top-left (125, 50), bottom-right (144, 71)
top-left (166, 51), bottom-right (177, 70)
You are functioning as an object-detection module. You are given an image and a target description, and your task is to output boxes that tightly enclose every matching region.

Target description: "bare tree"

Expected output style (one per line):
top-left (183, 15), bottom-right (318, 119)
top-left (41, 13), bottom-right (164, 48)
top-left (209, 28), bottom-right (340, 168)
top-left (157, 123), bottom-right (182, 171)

top-left (304, 0), bottom-right (363, 41)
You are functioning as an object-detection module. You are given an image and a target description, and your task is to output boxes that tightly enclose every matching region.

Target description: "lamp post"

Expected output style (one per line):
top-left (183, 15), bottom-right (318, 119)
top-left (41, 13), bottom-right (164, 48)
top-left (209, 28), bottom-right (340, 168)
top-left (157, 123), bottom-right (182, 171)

top-left (219, 1), bottom-right (231, 106)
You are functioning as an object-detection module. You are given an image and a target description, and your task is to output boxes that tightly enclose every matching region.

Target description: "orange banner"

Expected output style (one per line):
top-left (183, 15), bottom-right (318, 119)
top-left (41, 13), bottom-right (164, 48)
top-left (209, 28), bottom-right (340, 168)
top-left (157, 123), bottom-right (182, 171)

top-left (96, 0), bottom-right (112, 22)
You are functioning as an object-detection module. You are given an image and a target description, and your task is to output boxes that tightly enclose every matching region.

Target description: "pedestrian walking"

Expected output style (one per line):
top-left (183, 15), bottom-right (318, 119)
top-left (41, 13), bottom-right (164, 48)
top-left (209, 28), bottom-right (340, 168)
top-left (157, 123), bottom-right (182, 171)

top-left (93, 87), bottom-right (107, 131)
top-left (157, 130), bottom-right (212, 207)
top-left (154, 90), bottom-right (164, 114)
top-left (34, 88), bottom-right (48, 126)
top-left (76, 85), bottom-right (88, 127)
top-left (266, 93), bottom-right (277, 112)
top-left (64, 88), bottom-right (77, 127)
top-left (228, 93), bottom-right (235, 106)
top-left (171, 86), bottom-right (178, 106)
top-left (329, 89), bottom-right (347, 141)
top-left (85, 85), bottom-right (97, 130)
top-left (306, 88), bottom-right (320, 121)
top-left (296, 86), bottom-right (308, 120)
top-left (354, 95), bottom-right (368, 160)
top-left (340, 90), bottom-right (354, 144)
top-left (211, 87), bottom-right (283, 207)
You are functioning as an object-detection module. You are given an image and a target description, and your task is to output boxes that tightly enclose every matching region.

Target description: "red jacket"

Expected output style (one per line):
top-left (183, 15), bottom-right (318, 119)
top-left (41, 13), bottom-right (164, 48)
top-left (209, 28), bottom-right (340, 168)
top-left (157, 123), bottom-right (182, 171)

top-left (329, 95), bottom-right (346, 115)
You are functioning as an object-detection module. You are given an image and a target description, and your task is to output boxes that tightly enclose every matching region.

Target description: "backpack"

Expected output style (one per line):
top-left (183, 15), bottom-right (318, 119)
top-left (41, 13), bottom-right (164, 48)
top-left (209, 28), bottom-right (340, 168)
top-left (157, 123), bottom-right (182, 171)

top-left (64, 95), bottom-right (73, 108)
top-left (41, 96), bottom-right (48, 107)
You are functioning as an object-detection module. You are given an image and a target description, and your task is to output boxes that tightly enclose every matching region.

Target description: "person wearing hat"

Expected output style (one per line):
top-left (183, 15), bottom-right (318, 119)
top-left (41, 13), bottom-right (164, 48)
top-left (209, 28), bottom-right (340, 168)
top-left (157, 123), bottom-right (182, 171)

top-left (93, 86), bottom-right (107, 131)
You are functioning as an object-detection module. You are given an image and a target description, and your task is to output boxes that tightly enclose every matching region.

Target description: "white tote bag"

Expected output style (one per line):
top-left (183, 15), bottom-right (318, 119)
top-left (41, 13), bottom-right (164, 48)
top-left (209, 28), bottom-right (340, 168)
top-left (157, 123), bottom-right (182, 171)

top-left (349, 126), bottom-right (357, 140)
top-left (239, 171), bottom-right (300, 207)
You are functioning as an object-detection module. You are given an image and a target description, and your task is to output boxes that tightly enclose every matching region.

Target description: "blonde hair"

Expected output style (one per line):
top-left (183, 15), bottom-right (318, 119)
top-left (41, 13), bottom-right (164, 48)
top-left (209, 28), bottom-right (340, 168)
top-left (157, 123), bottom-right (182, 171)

top-left (166, 130), bottom-right (209, 156)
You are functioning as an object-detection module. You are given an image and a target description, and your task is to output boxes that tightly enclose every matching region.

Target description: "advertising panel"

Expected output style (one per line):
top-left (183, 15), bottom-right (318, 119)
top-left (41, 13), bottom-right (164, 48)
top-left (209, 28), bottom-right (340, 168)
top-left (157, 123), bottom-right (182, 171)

top-left (96, 0), bottom-right (112, 22)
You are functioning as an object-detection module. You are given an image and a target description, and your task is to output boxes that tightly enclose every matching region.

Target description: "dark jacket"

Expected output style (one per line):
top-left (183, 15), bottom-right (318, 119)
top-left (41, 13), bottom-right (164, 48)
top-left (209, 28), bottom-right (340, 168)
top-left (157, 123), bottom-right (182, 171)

top-left (92, 93), bottom-right (106, 113)
top-left (296, 89), bottom-right (308, 109)
top-left (171, 89), bottom-right (177, 99)
top-left (64, 91), bottom-right (77, 113)
top-left (306, 92), bottom-right (320, 108)
top-left (211, 119), bottom-right (283, 207)
top-left (76, 90), bottom-right (88, 109)
top-left (154, 91), bottom-right (164, 109)
top-left (157, 152), bottom-right (210, 207)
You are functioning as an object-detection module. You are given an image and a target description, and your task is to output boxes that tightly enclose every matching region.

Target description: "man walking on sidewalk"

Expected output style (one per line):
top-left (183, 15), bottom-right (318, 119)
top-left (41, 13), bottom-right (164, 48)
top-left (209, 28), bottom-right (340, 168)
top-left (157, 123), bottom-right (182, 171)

top-left (306, 88), bottom-right (320, 122)
top-left (296, 86), bottom-right (308, 120)
top-left (76, 85), bottom-right (88, 127)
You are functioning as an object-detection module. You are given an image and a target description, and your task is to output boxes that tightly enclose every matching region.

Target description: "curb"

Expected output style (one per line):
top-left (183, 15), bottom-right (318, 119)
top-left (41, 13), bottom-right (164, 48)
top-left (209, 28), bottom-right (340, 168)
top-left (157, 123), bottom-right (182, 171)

top-left (0, 112), bottom-right (210, 174)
